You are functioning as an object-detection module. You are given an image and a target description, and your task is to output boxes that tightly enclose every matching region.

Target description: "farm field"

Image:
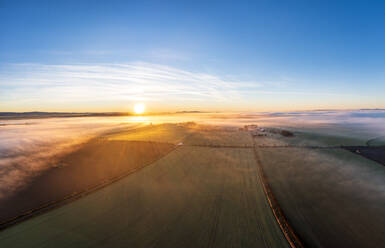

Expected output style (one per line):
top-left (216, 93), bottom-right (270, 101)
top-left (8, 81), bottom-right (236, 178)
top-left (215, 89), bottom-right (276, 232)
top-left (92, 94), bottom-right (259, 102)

top-left (256, 146), bottom-right (385, 248)
top-left (183, 130), bottom-right (253, 147)
top-left (1, 122), bottom-right (385, 248)
top-left (253, 128), bottom-right (367, 147)
top-left (0, 128), bottom-right (289, 248)
top-left (0, 138), bottom-right (175, 226)
top-left (107, 123), bottom-right (195, 144)
top-left (367, 136), bottom-right (385, 146)
top-left (0, 123), bottom-right (195, 226)
top-left (344, 146), bottom-right (385, 166)
top-left (279, 131), bottom-right (367, 146)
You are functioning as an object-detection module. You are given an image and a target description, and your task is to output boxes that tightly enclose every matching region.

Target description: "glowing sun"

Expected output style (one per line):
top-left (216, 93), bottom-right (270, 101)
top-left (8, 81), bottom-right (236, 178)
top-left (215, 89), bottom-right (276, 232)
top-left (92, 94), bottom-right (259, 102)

top-left (133, 103), bottom-right (146, 114)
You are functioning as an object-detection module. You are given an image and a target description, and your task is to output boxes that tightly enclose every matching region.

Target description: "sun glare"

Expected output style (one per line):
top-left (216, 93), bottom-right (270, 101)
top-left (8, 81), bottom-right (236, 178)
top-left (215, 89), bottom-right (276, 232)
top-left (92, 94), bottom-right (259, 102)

top-left (133, 103), bottom-right (146, 114)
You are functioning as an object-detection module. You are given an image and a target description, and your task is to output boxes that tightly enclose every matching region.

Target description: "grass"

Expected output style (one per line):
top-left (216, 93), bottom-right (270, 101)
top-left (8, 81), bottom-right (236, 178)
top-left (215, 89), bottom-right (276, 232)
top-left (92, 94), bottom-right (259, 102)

top-left (0, 139), bottom-right (175, 226)
top-left (367, 136), bottom-right (385, 146)
top-left (0, 145), bottom-right (289, 248)
top-left (285, 131), bottom-right (367, 146)
top-left (254, 130), bottom-right (367, 147)
top-left (257, 147), bottom-right (385, 248)
top-left (4, 124), bottom-right (380, 248)
top-left (253, 135), bottom-right (289, 146)
top-left (184, 130), bottom-right (253, 147)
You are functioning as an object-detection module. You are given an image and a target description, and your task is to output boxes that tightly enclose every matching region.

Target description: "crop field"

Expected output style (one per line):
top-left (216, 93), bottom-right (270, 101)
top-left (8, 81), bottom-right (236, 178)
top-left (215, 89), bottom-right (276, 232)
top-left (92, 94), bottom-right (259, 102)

top-left (107, 123), bottom-right (194, 144)
top-left (281, 131), bottom-right (367, 146)
top-left (344, 145), bottom-right (385, 166)
top-left (254, 129), bottom-right (367, 147)
top-left (2, 123), bottom-right (383, 248)
top-left (0, 133), bottom-right (289, 247)
top-left (184, 130), bottom-right (253, 147)
top-left (367, 136), bottom-right (385, 146)
top-left (252, 134), bottom-right (289, 147)
top-left (256, 147), bottom-right (385, 248)
top-left (0, 139), bottom-right (175, 226)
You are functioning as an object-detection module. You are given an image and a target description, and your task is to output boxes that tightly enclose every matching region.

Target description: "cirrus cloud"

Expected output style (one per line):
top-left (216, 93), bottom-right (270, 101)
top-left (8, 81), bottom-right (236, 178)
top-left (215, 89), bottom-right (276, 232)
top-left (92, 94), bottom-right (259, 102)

top-left (0, 62), bottom-right (263, 109)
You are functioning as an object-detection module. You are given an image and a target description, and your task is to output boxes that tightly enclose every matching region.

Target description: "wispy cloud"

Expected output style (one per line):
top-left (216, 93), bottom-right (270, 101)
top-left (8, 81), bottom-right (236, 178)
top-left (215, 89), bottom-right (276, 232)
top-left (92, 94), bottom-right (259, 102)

top-left (0, 62), bottom-right (263, 108)
top-left (0, 62), bottom-right (359, 111)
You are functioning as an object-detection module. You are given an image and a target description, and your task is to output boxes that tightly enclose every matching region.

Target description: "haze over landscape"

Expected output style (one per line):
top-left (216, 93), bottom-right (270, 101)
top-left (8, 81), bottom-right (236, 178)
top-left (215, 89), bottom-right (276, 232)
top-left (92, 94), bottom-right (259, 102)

top-left (1, 1), bottom-right (385, 248)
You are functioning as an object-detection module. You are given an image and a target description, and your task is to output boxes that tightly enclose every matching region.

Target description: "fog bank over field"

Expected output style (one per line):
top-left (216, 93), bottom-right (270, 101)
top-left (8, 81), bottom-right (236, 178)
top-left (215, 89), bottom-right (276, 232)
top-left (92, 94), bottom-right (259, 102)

top-left (259, 110), bottom-right (385, 139)
top-left (0, 110), bottom-right (385, 199)
top-left (0, 118), bottom-right (141, 199)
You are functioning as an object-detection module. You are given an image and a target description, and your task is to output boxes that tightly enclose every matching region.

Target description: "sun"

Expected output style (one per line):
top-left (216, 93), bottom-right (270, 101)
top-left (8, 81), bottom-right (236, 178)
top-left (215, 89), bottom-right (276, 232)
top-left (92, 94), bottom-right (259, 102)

top-left (133, 103), bottom-right (146, 114)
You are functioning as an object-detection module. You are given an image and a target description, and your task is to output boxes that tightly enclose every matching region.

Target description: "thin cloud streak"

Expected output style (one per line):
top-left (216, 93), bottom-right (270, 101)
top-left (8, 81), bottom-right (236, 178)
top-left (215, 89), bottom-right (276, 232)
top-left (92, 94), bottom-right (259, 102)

top-left (0, 63), bottom-right (262, 107)
top-left (0, 62), bottom-right (357, 111)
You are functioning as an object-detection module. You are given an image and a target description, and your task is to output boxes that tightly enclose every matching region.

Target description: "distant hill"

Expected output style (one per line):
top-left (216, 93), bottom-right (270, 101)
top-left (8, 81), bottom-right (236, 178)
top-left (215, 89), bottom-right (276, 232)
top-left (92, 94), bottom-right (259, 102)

top-left (0, 112), bottom-right (132, 120)
top-left (176, 111), bottom-right (204, 113)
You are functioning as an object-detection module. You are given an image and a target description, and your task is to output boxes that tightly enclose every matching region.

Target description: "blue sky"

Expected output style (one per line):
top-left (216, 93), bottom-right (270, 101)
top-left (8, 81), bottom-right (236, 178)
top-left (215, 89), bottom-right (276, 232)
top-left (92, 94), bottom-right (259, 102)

top-left (1, 0), bottom-right (385, 112)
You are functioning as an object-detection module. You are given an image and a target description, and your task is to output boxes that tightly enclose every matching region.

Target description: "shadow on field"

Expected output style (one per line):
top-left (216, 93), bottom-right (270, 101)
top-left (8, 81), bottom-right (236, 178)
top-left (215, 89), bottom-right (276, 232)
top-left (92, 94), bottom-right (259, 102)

top-left (344, 146), bottom-right (385, 166)
top-left (0, 139), bottom-right (175, 227)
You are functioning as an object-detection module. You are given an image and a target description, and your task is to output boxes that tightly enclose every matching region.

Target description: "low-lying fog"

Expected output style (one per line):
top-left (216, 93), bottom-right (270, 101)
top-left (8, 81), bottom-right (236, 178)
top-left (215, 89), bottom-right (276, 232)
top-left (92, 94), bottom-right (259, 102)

top-left (0, 110), bottom-right (385, 199)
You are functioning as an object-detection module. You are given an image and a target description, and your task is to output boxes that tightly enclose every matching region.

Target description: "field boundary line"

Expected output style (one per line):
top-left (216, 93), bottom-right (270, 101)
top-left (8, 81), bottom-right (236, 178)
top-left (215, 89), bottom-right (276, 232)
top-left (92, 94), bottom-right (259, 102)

top-left (0, 141), bottom-right (180, 232)
top-left (256, 145), bottom-right (342, 149)
top-left (185, 144), bottom-right (253, 148)
top-left (252, 135), bottom-right (305, 248)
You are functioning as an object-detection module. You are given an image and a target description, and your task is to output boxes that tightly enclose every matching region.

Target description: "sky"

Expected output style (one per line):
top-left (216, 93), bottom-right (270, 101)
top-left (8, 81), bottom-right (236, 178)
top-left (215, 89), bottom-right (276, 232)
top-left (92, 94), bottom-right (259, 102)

top-left (1, 0), bottom-right (385, 112)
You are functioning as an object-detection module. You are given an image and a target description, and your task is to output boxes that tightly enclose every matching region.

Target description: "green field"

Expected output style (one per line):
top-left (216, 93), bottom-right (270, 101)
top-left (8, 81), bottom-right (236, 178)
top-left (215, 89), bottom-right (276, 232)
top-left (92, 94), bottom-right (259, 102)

top-left (0, 139), bottom-right (175, 225)
top-left (257, 147), bottom-right (385, 248)
top-left (281, 131), bottom-right (367, 146)
top-left (0, 129), bottom-right (289, 248)
top-left (2, 124), bottom-right (383, 248)
top-left (184, 130), bottom-right (253, 146)
top-left (367, 136), bottom-right (385, 146)
top-left (254, 129), bottom-right (367, 147)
